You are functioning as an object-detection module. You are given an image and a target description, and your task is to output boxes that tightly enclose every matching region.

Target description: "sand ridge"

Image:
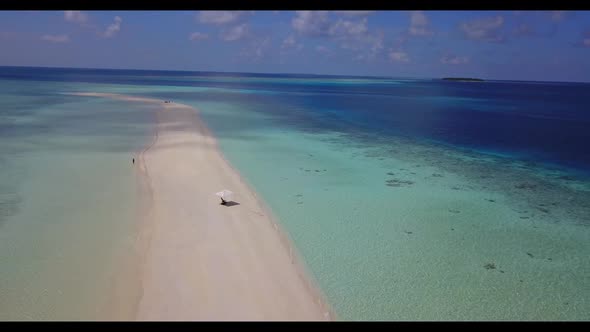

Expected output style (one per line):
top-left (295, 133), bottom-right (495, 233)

top-left (69, 92), bottom-right (333, 321)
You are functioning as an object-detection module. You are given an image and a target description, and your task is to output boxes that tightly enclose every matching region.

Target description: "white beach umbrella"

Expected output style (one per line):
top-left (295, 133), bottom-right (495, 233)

top-left (215, 189), bottom-right (234, 202)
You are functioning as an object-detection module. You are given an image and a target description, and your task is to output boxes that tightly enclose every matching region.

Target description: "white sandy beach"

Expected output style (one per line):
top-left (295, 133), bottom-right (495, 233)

top-left (71, 93), bottom-right (332, 321)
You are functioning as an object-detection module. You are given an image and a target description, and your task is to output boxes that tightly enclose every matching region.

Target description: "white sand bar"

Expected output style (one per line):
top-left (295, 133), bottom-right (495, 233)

top-left (70, 93), bottom-right (332, 321)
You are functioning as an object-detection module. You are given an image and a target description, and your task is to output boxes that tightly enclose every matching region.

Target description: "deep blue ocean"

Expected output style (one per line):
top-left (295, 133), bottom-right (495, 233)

top-left (2, 66), bottom-right (589, 176)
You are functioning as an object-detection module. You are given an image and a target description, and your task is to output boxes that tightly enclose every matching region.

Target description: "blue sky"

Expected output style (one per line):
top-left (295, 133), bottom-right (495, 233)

top-left (0, 10), bottom-right (589, 82)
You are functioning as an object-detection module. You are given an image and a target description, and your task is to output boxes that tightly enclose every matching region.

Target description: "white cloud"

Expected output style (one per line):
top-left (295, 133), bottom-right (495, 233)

top-left (367, 32), bottom-right (384, 58)
top-left (41, 34), bottom-right (69, 43)
top-left (292, 11), bottom-right (332, 36)
top-left (293, 11), bottom-right (371, 40)
top-left (513, 23), bottom-right (533, 36)
top-left (103, 16), bottom-right (122, 38)
top-left (333, 11), bottom-right (375, 17)
top-left (410, 11), bottom-right (428, 27)
top-left (189, 32), bottom-right (209, 41)
top-left (342, 30), bottom-right (384, 62)
top-left (389, 51), bottom-right (409, 62)
top-left (550, 11), bottom-right (567, 22)
top-left (222, 24), bottom-right (249, 41)
top-left (329, 18), bottom-right (368, 39)
top-left (409, 11), bottom-right (433, 36)
top-left (198, 11), bottom-right (244, 25)
top-left (281, 35), bottom-right (303, 51)
top-left (241, 37), bottom-right (271, 61)
top-left (441, 54), bottom-right (469, 65)
top-left (64, 11), bottom-right (88, 24)
top-left (253, 38), bottom-right (270, 58)
top-left (350, 30), bottom-right (383, 55)
top-left (291, 11), bottom-right (384, 61)
top-left (198, 11), bottom-right (254, 43)
top-left (460, 16), bottom-right (504, 42)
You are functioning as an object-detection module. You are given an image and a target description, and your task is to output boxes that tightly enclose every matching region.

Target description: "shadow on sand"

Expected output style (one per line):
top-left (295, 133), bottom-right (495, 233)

top-left (221, 201), bottom-right (240, 207)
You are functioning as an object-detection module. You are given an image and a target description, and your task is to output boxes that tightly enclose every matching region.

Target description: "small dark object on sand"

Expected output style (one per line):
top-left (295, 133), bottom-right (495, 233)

top-left (515, 182), bottom-right (537, 190)
top-left (484, 263), bottom-right (496, 270)
top-left (385, 179), bottom-right (414, 187)
top-left (132, 158), bottom-right (135, 164)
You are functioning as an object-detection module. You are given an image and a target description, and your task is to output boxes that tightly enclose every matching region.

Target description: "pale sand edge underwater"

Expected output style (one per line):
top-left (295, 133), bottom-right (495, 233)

top-left (68, 92), bottom-right (335, 321)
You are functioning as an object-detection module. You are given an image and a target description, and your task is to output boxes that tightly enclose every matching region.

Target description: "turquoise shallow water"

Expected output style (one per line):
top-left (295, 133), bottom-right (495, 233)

top-left (0, 74), bottom-right (589, 320)
top-left (0, 80), bottom-right (154, 320)
top-left (184, 100), bottom-right (589, 320)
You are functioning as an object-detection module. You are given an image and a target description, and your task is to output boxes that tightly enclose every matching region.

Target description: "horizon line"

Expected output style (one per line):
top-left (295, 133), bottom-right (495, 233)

top-left (1, 64), bottom-right (588, 84)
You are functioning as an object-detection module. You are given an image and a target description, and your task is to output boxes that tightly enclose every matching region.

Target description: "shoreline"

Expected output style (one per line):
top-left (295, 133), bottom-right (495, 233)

top-left (99, 96), bottom-right (160, 320)
top-left (188, 109), bottom-right (336, 320)
top-left (69, 92), bottom-right (334, 321)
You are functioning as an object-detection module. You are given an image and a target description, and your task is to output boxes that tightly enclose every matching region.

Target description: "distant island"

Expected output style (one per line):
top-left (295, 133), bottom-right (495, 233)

top-left (442, 77), bottom-right (485, 82)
